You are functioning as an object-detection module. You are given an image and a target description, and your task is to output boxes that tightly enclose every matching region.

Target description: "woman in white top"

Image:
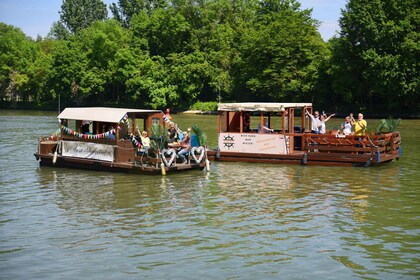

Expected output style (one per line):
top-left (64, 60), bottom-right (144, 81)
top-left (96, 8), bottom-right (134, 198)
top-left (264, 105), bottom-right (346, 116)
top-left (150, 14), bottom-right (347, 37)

top-left (342, 116), bottom-right (353, 135)
top-left (319, 113), bottom-right (335, 134)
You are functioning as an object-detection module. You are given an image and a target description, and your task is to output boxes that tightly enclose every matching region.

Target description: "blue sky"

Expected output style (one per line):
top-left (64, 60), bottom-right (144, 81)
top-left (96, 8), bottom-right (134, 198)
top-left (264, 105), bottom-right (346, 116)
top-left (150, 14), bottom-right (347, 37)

top-left (0, 0), bottom-right (346, 41)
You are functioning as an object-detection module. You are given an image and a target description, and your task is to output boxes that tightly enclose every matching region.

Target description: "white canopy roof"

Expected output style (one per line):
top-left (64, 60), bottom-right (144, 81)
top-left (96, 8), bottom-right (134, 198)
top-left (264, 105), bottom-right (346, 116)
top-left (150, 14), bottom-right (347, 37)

top-left (217, 102), bottom-right (312, 112)
top-left (57, 107), bottom-right (162, 123)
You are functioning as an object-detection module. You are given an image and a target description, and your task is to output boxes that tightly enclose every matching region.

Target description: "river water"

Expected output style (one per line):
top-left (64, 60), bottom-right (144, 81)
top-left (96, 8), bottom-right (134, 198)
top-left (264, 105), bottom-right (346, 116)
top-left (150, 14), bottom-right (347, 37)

top-left (1, 110), bottom-right (419, 279)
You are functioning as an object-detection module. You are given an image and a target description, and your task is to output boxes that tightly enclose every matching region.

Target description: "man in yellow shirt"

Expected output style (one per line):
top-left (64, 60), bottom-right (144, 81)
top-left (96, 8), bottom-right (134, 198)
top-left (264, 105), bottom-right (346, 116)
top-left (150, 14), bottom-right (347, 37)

top-left (353, 113), bottom-right (367, 136)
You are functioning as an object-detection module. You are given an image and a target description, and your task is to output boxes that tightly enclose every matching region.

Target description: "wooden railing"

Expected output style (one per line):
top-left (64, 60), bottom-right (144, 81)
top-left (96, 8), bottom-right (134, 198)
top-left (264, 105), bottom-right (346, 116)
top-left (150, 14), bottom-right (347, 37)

top-left (303, 132), bottom-right (401, 156)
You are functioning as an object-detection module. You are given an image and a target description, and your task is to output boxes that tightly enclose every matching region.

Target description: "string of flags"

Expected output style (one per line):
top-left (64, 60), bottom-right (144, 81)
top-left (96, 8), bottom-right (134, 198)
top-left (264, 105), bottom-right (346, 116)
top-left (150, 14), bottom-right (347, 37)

top-left (120, 114), bottom-right (130, 127)
top-left (59, 111), bottom-right (171, 142)
top-left (59, 114), bottom-right (131, 139)
top-left (131, 135), bottom-right (142, 148)
top-left (61, 125), bottom-right (116, 139)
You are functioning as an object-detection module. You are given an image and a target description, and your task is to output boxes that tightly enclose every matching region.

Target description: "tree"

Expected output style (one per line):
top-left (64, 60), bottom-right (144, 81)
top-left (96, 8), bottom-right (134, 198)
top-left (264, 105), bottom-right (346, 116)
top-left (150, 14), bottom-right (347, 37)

top-left (47, 21), bottom-right (71, 40)
top-left (110, 0), bottom-right (167, 27)
top-left (236, 0), bottom-right (327, 101)
top-left (0, 23), bottom-right (38, 102)
top-left (59, 0), bottom-right (108, 34)
top-left (331, 0), bottom-right (419, 113)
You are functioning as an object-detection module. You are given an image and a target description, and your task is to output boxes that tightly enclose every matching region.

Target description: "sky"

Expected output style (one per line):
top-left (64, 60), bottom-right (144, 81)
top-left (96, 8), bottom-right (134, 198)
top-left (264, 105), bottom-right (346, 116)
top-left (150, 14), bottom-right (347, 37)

top-left (0, 0), bottom-right (347, 41)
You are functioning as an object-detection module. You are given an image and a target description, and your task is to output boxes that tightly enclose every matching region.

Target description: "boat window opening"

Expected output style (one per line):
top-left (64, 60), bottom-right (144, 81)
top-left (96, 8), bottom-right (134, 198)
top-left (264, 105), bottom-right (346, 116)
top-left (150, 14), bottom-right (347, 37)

top-left (118, 122), bottom-right (129, 140)
top-left (152, 118), bottom-right (160, 126)
top-left (134, 118), bottom-right (145, 134)
top-left (220, 112), bottom-right (226, 132)
top-left (67, 119), bottom-right (76, 131)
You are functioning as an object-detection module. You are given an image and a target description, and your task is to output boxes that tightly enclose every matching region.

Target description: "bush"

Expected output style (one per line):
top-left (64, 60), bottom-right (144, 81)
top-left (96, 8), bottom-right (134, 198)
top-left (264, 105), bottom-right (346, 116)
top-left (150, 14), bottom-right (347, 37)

top-left (190, 101), bottom-right (218, 112)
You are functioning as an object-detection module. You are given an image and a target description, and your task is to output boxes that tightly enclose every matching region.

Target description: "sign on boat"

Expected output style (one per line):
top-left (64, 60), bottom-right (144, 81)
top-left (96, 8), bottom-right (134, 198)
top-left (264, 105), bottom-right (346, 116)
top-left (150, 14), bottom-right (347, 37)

top-left (207, 102), bottom-right (402, 167)
top-left (35, 107), bottom-right (209, 175)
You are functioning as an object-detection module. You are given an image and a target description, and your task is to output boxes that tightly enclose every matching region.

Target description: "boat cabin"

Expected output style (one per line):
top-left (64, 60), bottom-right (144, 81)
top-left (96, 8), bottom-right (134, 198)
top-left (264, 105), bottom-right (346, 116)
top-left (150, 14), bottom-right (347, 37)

top-left (56, 107), bottom-right (163, 163)
top-left (217, 102), bottom-right (312, 155)
top-left (35, 107), bottom-right (208, 174)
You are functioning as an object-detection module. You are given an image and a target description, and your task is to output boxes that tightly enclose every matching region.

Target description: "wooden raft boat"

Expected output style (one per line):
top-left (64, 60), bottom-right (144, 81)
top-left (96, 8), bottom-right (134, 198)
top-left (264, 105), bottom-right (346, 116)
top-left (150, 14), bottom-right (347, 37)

top-left (35, 107), bottom-right (208, 175)
top-left (207, 102), bottom-right (402, 167)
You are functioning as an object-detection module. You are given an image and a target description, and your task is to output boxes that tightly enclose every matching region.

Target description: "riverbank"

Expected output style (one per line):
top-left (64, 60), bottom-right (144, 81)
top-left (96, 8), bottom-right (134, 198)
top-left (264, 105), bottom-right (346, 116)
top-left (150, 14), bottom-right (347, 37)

top-left (181, 110), bottom-right (218, 115)
top-left (1, 101), bottom-right (419, 118)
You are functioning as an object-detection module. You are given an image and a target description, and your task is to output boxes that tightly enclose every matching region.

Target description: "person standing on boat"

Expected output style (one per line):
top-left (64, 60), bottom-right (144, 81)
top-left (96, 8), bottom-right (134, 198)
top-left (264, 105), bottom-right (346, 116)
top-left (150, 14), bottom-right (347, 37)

top-left (258, 117), bottom-right (273, 133)
top-left (305, 109), bottom-right (321, 134)
top-left (319, 115), bottom-right (327, 134)
top-left (319, 113), bottom-right (335, 134)
top-left (341, 116), bottom-right (353, 135)
top-left (352, 113), bottom-right (367, 136)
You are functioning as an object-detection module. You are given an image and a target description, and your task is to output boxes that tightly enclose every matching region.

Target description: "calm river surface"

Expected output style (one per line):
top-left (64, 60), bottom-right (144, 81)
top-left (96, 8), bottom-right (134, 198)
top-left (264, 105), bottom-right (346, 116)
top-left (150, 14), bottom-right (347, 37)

top-left (1, 110), bottom-right (419, 279)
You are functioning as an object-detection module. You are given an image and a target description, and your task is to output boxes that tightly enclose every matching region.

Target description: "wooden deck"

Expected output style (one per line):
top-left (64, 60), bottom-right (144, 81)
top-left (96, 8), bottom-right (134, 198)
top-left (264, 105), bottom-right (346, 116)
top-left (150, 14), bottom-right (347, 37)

top-left (208, 132), bottom-right (401, 167)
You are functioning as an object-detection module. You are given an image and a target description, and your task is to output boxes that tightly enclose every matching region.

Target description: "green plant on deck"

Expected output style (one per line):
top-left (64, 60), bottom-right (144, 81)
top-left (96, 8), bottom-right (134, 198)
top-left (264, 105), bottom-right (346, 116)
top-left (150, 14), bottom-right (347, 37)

top-left (375, 117), bottom-right (402, 134)
top-left (191, 125), bottom-right (207, 146)
top-left (148, 124), bottom-right (167, 150)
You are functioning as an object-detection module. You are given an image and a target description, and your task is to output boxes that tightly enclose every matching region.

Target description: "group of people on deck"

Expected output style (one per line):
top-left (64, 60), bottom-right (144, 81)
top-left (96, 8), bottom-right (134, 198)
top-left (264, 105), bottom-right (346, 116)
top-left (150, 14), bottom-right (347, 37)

top-left (167, 122), bottom-right (192, 163)
top-left (344, 113), bottom-right (367, 136)
top-left (305, 109), bottom-right (367, 136)
top-left (305, 109), bottom-right (335, 134)
top-left (134, 120), bottom-right (193, 164)
top-left (243, 109), bottom-right (366, 136)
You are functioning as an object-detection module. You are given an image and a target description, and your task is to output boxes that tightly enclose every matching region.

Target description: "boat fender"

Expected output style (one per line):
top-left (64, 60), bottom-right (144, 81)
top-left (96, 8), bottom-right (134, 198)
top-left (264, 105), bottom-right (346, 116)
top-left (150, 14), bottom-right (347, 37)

top-left (205, 159), bottom-right (210, 171)
top-left (376, 151), bottom-right (381, 163)
top-left (397, 146), bottom-right (402, 160)
top-left (301, 153), bottom-right (308, 165)
top-left (52, 151), bottom-right (57, 165)
top-left (52, 141), bottom-right (60, 165)
top-left (215, 148), bottom-right (220, 159)
top-left (161, 163), bottom-right (166, 175)
top-left (204, 146), bottom-right (210, 172)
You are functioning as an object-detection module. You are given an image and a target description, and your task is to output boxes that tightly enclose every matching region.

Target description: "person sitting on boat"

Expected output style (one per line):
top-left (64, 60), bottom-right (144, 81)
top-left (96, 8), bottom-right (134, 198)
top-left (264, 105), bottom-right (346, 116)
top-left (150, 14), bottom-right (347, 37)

top-left (177, 128), bottom-right (191, 164)
top-left (243, 112), bottom-right (251, 132)
top-left (352, 113), bottom-right (367, 136)
top-left (107, 125), bottom-right (116, 140)
top-left (341, 116), bottom-right (353, 135)
top-left (140, 130), bottom-right (150, 149)
top-left (167, 122), bottom-right (180, 143)
top-left (258, 117), bottom-right (273, 133)
top-left (305, 109), bottom-right (321, 134)
top-left (81, 120), bottom-right (90, 134)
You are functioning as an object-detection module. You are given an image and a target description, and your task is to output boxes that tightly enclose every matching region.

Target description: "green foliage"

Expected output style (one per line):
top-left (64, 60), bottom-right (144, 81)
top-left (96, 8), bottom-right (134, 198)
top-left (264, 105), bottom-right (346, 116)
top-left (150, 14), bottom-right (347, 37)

top-left (148, 124), bottom-right (167, 150)
top-left (237, 0), bottom-right (327, 101)
top-left (190, 101), bottom-right (218, 111)
top-left (331, 0), bottom-right (419, 113)
top-left (1, 0), bottom-right (417, 115)
top-left (191, 124), bottom-right (207, 146)
top-left (0, 23), bottom-right (38, 101)
top-left (375, 117), bottom-right (402, 133)
top-left (48, 21), bottom-right (71, 40)
top-left (60, 0), bottom-right (108, 34)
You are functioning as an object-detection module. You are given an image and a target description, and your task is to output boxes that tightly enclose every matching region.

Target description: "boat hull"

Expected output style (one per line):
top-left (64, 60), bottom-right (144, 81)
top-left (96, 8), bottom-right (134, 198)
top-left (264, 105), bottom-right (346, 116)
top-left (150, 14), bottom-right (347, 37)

top-left (207, 150), bottom-right (399, 167)
top-left (35, 153), bottom-right (206, 175)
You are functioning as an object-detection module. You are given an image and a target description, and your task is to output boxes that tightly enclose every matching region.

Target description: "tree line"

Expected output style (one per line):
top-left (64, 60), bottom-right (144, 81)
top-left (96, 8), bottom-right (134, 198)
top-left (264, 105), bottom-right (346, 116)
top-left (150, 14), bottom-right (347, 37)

top-left (0, 0), bottom-right (418, 115)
